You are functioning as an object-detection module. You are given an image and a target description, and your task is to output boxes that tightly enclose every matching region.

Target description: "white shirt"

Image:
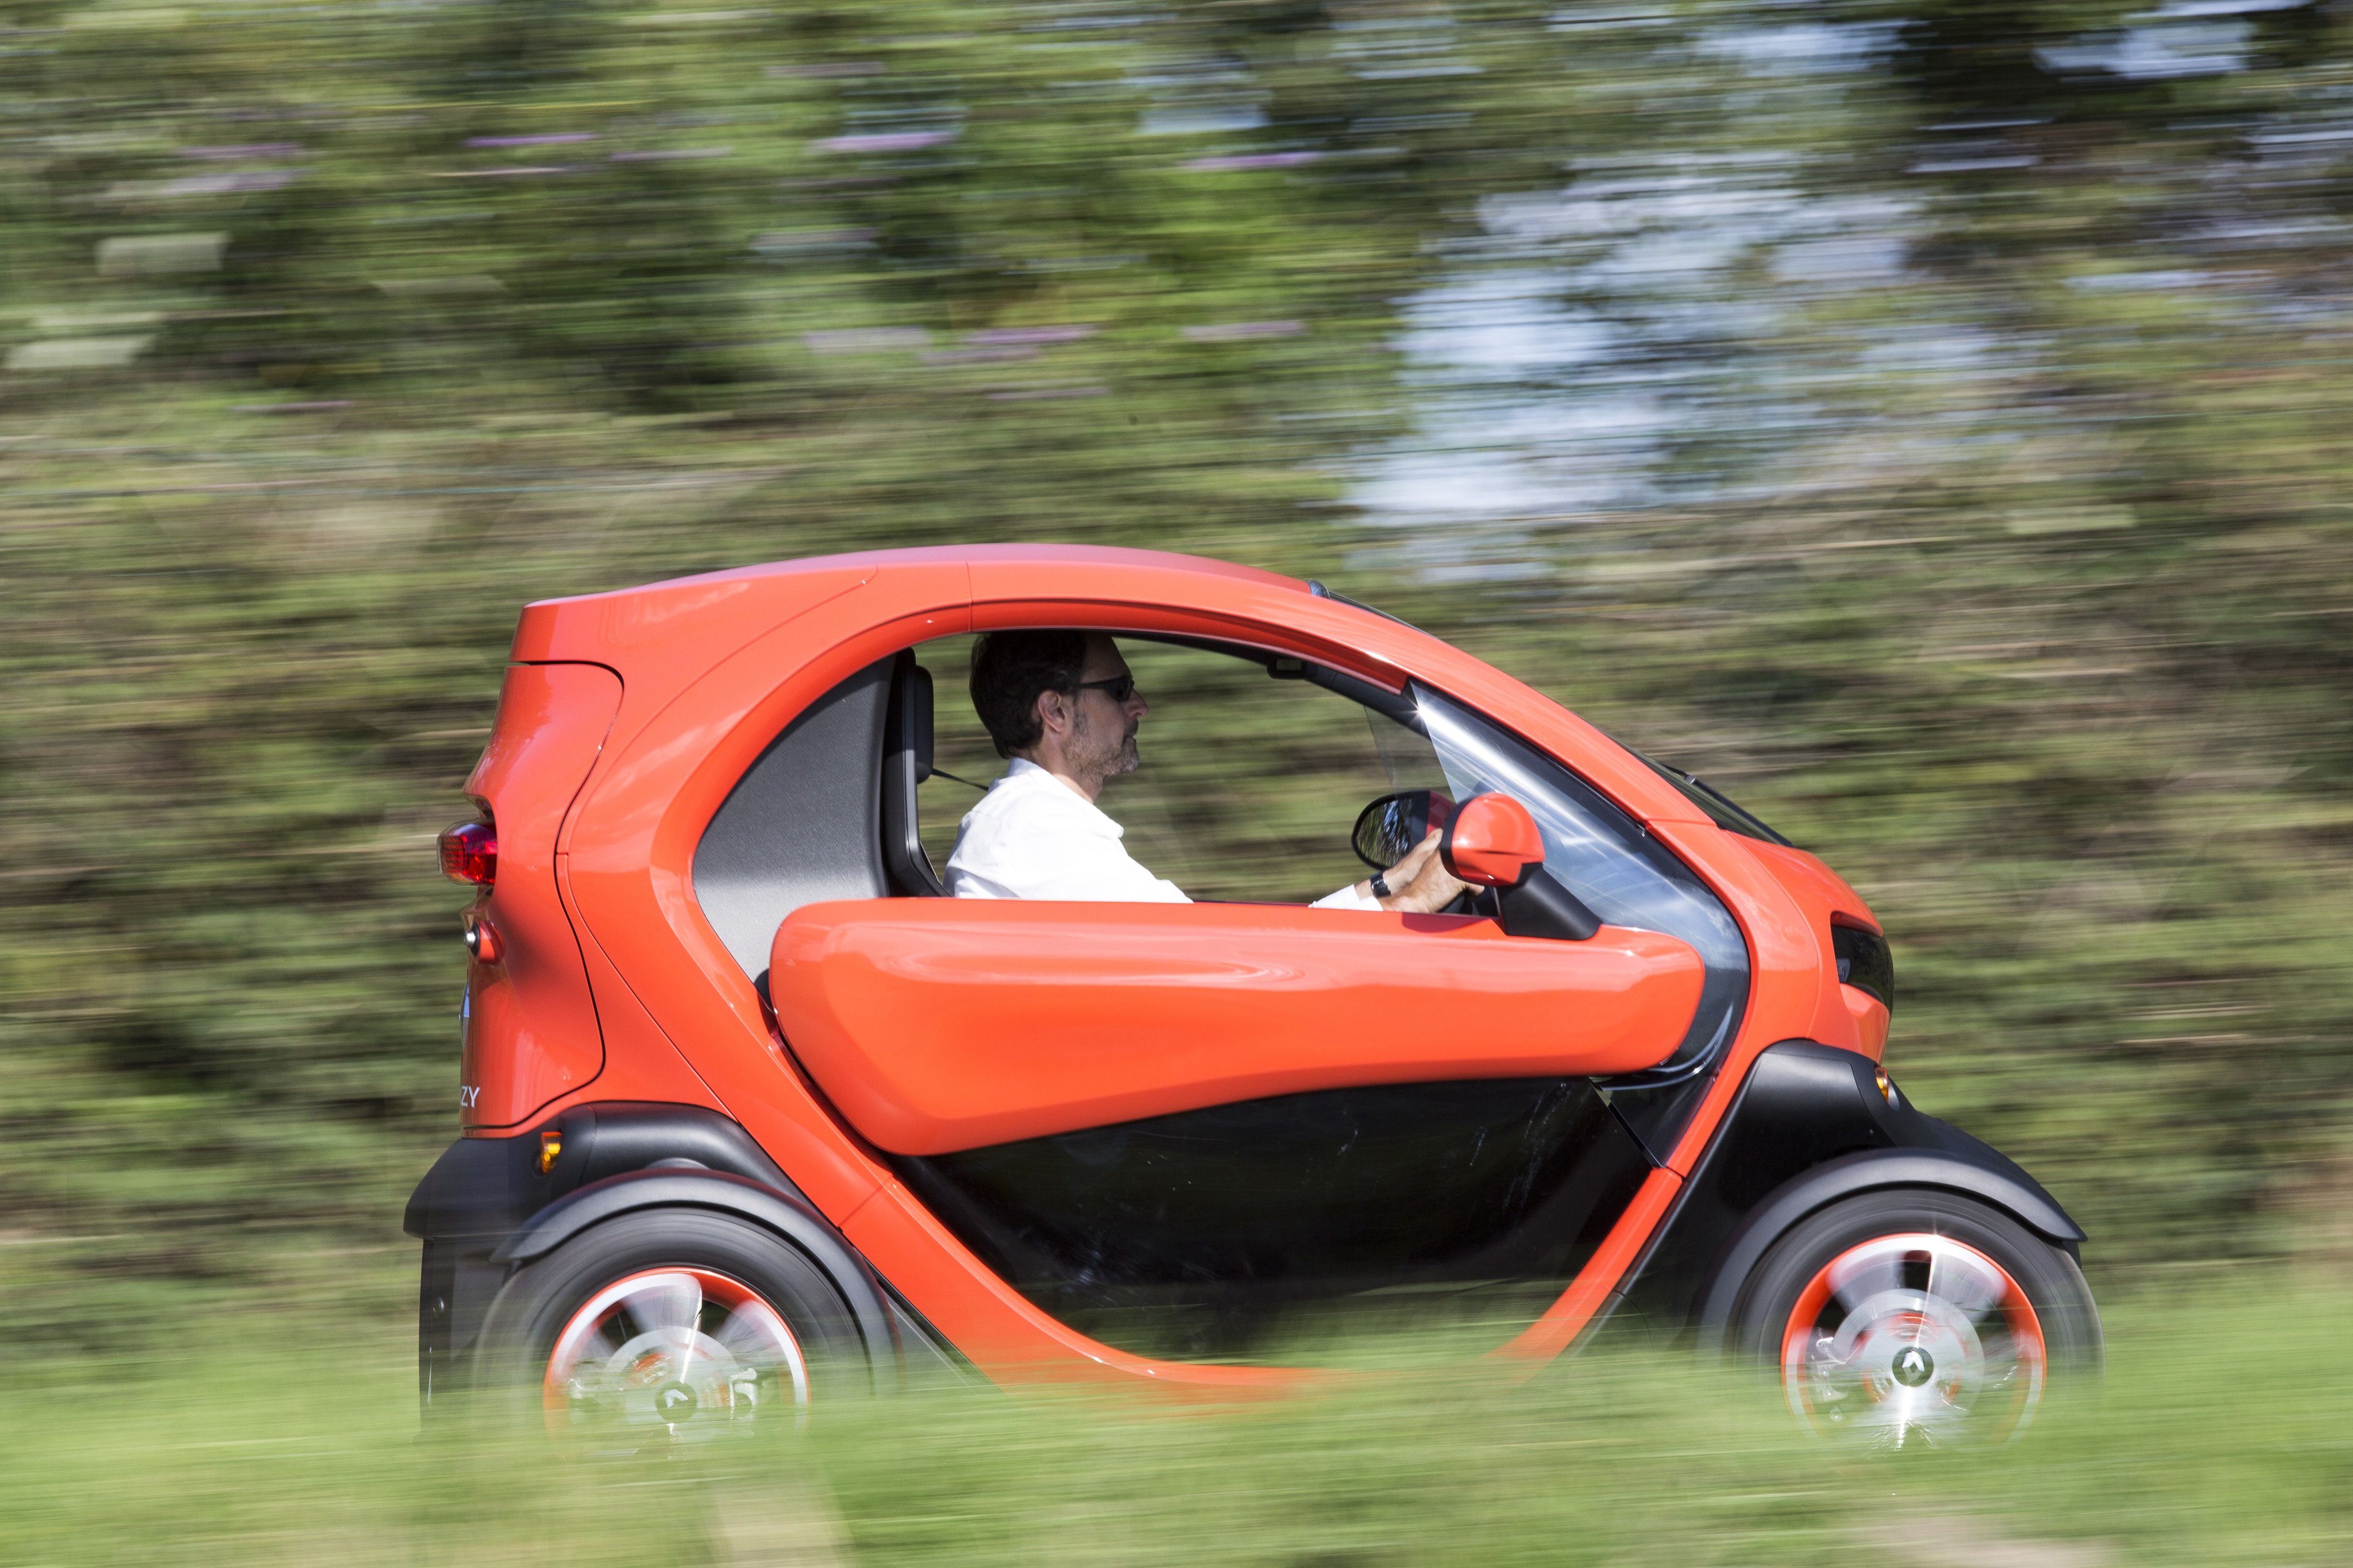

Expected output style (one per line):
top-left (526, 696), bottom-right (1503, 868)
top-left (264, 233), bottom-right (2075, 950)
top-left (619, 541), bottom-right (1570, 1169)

top-left (944, 758), bottom-right (1378, 910)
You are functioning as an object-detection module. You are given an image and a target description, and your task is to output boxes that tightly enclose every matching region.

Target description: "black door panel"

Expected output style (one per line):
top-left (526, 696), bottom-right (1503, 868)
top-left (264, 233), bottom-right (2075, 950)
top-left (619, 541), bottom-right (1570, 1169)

top-left (894, 1076), bottom-right (1653, 1361)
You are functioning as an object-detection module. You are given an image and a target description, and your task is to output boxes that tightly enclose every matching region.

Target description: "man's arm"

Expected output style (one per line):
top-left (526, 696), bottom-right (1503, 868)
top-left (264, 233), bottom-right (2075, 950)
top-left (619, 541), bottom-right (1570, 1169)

top-left (1315, 829), bottom-right (1468, 914)
top-left (1019, 831), bottom-right (1190, 902)
top-left (946, 786), bottom-right (1189, 903)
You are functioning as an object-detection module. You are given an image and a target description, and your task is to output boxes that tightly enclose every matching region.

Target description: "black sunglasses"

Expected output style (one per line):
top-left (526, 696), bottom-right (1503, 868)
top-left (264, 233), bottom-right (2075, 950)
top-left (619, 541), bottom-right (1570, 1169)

top-left (1075, 674), bottom-right (1136, 702)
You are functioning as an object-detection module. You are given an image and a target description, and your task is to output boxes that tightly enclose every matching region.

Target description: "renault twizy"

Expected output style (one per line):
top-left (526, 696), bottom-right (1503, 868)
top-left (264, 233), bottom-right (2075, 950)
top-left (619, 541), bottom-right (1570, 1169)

top-left (406, 545), bottom-right (2099, 1446)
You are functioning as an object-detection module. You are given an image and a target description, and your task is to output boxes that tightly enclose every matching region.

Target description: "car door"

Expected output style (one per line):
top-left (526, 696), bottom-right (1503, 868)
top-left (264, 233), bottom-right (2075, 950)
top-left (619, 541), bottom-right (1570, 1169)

top-left (760, 637), bottom-right (1741, 1361)
top-left (770, 897), bottom-right (1699, 1360)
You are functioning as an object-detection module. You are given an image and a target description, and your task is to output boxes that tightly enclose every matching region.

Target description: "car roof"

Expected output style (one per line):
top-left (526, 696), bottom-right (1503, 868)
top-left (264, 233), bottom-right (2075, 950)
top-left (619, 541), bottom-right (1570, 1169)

top-left (508, 543), bottom-right (1324, 674)
top-left (530, 543), bottom-right (1305, 612)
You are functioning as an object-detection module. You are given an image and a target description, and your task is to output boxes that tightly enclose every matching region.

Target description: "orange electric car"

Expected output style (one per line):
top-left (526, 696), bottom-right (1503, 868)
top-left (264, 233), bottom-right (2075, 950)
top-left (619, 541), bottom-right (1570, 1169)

top-left (405, 544), bottom-right (2099, 1446)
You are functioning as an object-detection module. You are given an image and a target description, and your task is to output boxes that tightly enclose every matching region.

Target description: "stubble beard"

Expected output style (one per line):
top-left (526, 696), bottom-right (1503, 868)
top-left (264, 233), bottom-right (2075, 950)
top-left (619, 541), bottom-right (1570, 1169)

top-left (1071, 705), bottom-right (1141, 790)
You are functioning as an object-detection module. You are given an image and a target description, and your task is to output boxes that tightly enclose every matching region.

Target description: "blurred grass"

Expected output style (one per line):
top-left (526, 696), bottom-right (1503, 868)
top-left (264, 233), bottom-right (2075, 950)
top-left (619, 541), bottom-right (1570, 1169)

top-left (5, 1273), bottom-right (2348, 1566)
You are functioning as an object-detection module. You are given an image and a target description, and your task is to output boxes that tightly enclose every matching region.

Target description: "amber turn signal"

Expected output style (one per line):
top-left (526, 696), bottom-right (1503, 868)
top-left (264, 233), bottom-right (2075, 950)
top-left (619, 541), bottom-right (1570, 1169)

top-left (538, 1128), bottom-right (562, 1175)
top-left (1874, 1065), bottom-right (1902, 1109)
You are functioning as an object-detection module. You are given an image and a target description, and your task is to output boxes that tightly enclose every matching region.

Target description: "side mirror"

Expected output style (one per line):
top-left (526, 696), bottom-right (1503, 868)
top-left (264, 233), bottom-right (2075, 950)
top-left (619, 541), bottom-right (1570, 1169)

top-left (1441, 793), bottom-right (1545, 890)
top-left (1351, 789), bottom-right (1455, 870)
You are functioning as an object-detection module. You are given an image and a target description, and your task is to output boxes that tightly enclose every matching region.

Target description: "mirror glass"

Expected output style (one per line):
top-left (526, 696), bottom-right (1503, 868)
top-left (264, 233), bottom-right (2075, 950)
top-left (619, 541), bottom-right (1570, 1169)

top-left (1352, 789), bottom-right (1455, 870)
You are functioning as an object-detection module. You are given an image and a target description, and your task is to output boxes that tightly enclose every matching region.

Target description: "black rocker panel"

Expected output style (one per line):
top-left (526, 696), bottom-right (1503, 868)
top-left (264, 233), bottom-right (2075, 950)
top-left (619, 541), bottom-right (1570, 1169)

top-left (894, 1077), bottom-right (1653, 1362)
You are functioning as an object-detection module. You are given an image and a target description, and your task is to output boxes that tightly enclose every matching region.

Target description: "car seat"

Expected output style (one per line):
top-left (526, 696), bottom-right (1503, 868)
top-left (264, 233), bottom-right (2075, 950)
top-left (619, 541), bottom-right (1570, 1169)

top-left (882, 651), bottom-right (947, 897)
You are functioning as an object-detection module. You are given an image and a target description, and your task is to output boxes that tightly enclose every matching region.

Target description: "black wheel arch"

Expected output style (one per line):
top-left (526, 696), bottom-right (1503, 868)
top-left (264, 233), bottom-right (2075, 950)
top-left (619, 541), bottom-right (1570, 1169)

top-left (404, 1101), bottom-right (949, 1404)
top-left (1688, 1150), bottom-right (2083, 1357)
top-left (489, 1168), bottom-right (901, 1389)
top-left (1610, 1041), bottom-right (2088, 1346)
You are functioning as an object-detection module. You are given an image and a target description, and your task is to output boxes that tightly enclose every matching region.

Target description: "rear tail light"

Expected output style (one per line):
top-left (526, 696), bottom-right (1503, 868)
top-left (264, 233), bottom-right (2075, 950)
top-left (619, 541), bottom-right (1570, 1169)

top-left (439, 819), bottom-right (497, 886)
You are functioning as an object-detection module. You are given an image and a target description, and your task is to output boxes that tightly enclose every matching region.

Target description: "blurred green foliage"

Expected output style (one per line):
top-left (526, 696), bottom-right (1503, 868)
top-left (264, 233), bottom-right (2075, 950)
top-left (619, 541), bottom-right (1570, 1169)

top-left (3, 0), bottom-right (2353, 1341)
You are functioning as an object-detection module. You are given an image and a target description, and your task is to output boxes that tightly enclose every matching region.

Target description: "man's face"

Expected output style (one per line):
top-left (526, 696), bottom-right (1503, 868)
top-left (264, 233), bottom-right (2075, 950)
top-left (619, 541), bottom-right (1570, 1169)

top-left (1068, 634), bottom-right (1145, 781)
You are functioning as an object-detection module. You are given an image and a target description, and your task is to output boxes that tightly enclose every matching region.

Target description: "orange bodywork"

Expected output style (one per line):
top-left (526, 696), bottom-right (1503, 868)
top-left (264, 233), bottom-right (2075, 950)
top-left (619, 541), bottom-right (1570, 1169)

top-left (1741, 839), bottom-right (1890, 1063)
top-left (770, 900), bottom-right (1703, 1154)
top-left (462, 544), bottom-right (1866, 1391)
top-left (458, 662), bottom-right (620, 1130)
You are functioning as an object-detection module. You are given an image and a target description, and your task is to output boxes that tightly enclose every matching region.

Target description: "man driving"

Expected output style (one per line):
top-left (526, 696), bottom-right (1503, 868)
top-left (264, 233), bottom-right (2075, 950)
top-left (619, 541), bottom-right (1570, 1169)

top-left (944, 629), bottom-right (1469, 912)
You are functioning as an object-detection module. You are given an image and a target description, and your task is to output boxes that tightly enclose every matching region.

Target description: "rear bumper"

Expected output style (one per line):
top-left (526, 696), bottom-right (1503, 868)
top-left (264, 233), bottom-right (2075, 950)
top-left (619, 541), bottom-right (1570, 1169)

top-left (402, 1100), bottom-right (944, 1399)
top-left (405, 1131), bottom-right (547, 1404)
top-left (403, 1102), bottom-right (808, 1401)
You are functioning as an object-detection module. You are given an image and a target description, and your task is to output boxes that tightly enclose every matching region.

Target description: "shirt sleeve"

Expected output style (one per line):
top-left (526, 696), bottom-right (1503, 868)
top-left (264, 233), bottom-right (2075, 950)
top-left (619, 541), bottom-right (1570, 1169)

top-left (1311, 882), bottom-right (1380, 912)
top-left (946, 783), bottom-right (1190, 903)
top-left (1025, 828), bottom-right (1191, 903)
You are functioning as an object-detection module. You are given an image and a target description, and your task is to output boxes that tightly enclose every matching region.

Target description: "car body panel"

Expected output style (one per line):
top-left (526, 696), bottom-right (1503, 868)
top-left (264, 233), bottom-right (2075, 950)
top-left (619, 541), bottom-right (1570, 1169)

top-left (558, 573), bottom-right (973, 1222)
top-left (771, 899), bottom-right (1704, 1154)
top-left (457, 661), bottom-right (620, 1130)
top-left (1738, 839), bottom-right (1891, 1060)
top-left (1491, 1164), bottom-right (1684, 1362)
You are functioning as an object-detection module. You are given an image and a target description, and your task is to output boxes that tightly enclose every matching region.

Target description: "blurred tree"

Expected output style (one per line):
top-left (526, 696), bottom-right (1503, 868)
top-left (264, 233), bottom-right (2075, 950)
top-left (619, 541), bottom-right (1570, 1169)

top-left (2, 0), bottom-right (2351, 1330)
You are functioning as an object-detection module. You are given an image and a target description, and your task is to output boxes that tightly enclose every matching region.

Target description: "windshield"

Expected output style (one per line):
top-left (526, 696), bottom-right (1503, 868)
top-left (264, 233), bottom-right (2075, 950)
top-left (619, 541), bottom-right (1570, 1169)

top-left (1634, 755), bottom-right (1794, 847)
top-left (1307, 580), bottom-right (1421, 631)
top-left (1413, 686), bottom-right (1750, 1078)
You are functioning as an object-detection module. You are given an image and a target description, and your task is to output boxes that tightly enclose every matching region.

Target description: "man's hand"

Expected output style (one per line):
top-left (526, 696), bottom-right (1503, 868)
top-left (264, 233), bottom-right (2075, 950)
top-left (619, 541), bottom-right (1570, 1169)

top-left (1373, 828), bottom-right (1472, 914)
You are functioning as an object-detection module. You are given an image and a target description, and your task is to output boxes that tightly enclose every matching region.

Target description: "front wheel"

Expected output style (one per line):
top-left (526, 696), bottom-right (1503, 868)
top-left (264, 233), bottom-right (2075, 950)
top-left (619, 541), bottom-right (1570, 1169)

top-left (1727, 1189), bottom-right (2100, 1447)
top-left (477, 1209), bottom-right (867, 1443)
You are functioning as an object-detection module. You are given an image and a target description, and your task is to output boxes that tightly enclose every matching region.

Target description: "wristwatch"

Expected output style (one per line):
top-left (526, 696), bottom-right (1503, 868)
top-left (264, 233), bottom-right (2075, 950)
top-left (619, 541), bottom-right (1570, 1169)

top-left (1369, 871), bottom-right (1392, 901)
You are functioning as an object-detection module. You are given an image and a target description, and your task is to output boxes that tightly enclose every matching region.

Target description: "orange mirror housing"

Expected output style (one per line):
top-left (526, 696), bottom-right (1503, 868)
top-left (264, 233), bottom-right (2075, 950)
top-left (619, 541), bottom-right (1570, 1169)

top-left (1441, 793), bottom-right (1545, 889)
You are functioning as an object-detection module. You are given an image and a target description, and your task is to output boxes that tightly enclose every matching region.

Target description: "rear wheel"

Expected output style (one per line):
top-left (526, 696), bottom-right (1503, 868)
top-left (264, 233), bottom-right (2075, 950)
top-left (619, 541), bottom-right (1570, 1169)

top-left (1728, 1190), bottom-right (2100, 1447)
top-left (478, 1209), bottom-right (867, 1442)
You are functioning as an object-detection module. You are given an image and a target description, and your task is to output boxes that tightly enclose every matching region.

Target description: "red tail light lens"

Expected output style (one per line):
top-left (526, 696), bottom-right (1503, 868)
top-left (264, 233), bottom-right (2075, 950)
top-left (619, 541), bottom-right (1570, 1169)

top-left (438, 819), bottom-right (497, 886)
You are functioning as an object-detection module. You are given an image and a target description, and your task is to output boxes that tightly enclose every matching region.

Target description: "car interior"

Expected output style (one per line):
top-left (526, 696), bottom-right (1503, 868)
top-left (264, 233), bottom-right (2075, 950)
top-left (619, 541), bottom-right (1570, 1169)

top-left (695, 631), bottom-right (1440, 985)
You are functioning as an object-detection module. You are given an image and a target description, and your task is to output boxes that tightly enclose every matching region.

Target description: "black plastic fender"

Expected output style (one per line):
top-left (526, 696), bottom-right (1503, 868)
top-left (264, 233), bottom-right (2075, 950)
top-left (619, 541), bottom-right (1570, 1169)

top-left (1610, 1041), bottom-right (2086, 1343)
top-left (491, 1168), bottom-right (902, 1386)
top-left (404, 1102), bottom-right (955, 1403)
top-left (403, 1101), bottom-right (812, 1245)
top-left (1688, 1148), bottom-right (2084, 1356)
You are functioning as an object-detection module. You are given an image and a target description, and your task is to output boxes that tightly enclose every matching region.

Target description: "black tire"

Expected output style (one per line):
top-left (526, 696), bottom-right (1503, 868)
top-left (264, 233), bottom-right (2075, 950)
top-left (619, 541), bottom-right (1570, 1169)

top-left (476, 1208), bottom-right (868, 1439)
top-left (1728, 1189), bottom-right (2100, 1442)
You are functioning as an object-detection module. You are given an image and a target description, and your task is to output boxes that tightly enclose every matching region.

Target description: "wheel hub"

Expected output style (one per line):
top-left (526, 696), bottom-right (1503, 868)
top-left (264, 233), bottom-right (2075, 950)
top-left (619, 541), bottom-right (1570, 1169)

top-left (654, 1382), bottom-right (699, 1420)
top-left (1780, 1234), bottom-right (2047, 1447)
top-left (541, 1267), bottom-right (809, 1440)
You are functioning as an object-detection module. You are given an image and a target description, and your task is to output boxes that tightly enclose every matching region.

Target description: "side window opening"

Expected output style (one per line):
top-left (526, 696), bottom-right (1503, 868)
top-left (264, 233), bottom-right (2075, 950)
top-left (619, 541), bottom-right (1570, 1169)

top-left (698, 631), bottom-right (1749, 1082)
top-left (908, 632), bottom-right (1436, 907)
top-left (694, 633), bottom-right (1440, 979)
top-left (694, 655), bottom-right (893, 986)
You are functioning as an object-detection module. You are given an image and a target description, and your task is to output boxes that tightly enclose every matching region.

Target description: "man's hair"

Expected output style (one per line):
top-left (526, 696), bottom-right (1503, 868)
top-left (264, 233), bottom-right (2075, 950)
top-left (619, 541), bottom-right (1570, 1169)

top-left (969, 629), bottom-right (1092, 759)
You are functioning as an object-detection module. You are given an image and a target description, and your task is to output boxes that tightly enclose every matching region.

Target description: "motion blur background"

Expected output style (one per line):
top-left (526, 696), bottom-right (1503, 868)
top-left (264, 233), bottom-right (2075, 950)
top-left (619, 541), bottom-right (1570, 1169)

top-left (6, 0), bottom-right (2353, 1559)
